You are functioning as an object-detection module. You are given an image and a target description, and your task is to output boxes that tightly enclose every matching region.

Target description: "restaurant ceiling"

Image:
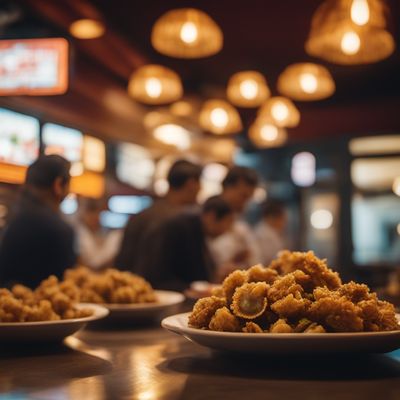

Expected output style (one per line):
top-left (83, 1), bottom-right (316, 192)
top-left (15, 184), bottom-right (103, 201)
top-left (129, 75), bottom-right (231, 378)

top-left (2, 0), bottom-right (400, 150)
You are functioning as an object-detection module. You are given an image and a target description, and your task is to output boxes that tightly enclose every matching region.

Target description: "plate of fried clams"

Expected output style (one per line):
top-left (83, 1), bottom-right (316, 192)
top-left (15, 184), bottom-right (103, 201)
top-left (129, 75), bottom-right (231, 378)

top-left (0, 278), bottom-right (109, 343)
top-left (64, 267), bottom-right (185, 321)
top-left (162, 251), bottom-right (400, 354)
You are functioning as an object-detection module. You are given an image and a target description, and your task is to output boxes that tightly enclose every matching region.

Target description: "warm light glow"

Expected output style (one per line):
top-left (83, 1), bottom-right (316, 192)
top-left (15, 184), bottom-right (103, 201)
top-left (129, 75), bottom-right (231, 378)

top-left (170, 101), bottom-right (193, 117)
top-left (239, 79), bottom-right (259, 100)
top-left (69, 19), bottom-right (105, 39)
top-left (260, 124), bottom-right (279, 141)
top-left (291, 152), bottom-right (316, 187)
top-left (210, 108), bottom-right (229, 128)
top-left (351, 0), bottom-right (370, 26)
top-left (341, 31), bottom-right (361, 55)
top-left (299, 73), bottom-right (318, 94)
top-left (311, 209), bottom-right (333, 230)
top-left (154, 179), bottom-right (169, 196)
top-left (145, 77), bottom-right (162, 98)
top-left (153, 124), bottom-right (191, 150)
top-left (253, 187), bottom-right (267, 203)
top-left (397, 223), bottom-right (400, 236)
top-left (69, 162), bottom-right (84, 177)
top-left (393, 177), bottom-right (400, 197)
top-left (271, 101), bottom-right (289, 121)
top-left (180, 21), bottom-right (198, 44)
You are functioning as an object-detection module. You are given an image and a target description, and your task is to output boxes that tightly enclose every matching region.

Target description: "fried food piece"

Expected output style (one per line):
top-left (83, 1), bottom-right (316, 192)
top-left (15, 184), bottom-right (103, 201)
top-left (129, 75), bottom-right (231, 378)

top-left (338, 282), bottom-right (372, 303)
top-left (247, 264), bottom-right (278, 284)
top-left (308, 294), bottom-right (363, 332)
top-left (188, 296), bottom-right (226, 328)
top-left (270, 319), bottom-right (293, 333)
top-left (242, 321), bottom-right (263, 333)
top-left (268, 273), bottom-right (304, 303)
top-left (211, 286), bottom-right (225, 298)
top-left (271, 293), bottom-right (311, 319)
top-left (231, 282), bottom-right (268, 319)
top-left (209, 307), bottom-right (240, 332)
top-left (222, 270), bottom-right (248, 303)
top-left (270, 251), bottom-right (341, 290)
top-left (12, 285), bottom-right (35, 305)
top-left (359, 298), bottom-right (399, 331)
top-left (304, 323), bottom-right (326, 333)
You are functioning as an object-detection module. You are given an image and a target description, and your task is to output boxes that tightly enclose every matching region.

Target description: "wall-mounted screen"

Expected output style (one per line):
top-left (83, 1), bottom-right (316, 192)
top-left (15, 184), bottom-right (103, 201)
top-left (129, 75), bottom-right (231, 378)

top-left (42, 122), bottom-right (83, 163)
top-left (0, 38), bottom-right (68, 96)
top-left (0, 108), bottom-right (40, 165)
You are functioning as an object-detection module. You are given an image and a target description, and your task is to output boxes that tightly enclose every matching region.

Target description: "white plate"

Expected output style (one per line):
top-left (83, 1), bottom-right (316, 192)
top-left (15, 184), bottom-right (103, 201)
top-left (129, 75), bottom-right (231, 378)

top-left (101, 290), bottom-right (185, 322)
top-left (0, 303), bottom-right (109, 343)
top-left (162, 312), bottom-right (400, 354)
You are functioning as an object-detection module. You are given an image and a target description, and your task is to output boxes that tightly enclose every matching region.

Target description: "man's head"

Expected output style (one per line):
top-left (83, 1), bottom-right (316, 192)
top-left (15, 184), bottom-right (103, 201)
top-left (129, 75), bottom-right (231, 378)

top-left (201, 195), bottom-right (234, 238)
top-left (25, 155), bottom-right (71, 205)
top-left (221, 166), bottom-right (258, 213)
top-left (262, 200), bottom-right (287, 233)
top-left (80, 197), bottom-right (103, 231)
top-left (167, 159), bottom-right (202, 205)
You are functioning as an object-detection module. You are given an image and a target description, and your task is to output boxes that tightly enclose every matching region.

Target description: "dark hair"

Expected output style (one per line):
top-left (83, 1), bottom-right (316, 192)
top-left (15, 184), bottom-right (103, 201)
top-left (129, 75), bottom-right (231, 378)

top-left (25, 155), bottom-right (71, 189)
top-left (222, 166), bottom-right (258, 189)
top-left (167, 159), bottom-right (202, 189)
top-left (202, 195), bottom-right (233, 220)
top-left (262, 200), bottom-right (286, 218)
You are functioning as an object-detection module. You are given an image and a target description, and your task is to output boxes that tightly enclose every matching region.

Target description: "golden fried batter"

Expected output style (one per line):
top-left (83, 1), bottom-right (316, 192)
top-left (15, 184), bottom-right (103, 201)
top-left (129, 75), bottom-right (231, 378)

top-left (268, 273), bottom-right (304, 303)
top-left (231, 282), bottom-right (268, 319)
top-left (271, 293), bottom-right (310, 319)
top-left (270, 319), bottom-right (293, 333)
top-left (209, 307), bottom-right (240, 332)
top-left (222, 270), bottom-right (248, 303)
top-left (247, 264), bottom-right (278, 284)
top-left (242, 321), bottom-right (263, 333)
top-left (188, 296), bottom-right (226, 328)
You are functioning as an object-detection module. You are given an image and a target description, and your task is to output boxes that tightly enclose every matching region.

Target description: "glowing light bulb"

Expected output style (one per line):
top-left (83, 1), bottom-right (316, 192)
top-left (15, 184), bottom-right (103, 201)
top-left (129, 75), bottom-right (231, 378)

top-left (239, 79), bottom-right (259, 99)
top-left (299, 73), bottom-right (318, 94)
top-left (180, 22), bottom-right (198, 44)
top-left (311, 209), bottom-right (333, 230)
top-left (271, 102), bottom-right (289, 122)
top-left (145, 78), bottom-right (162, 98)
top-left (210, 108), bottom-right (229, 128)
top-left (260, 124), bottom-right (278, 141)
top-left (351, 0), bottom-right (370, 26)
top-left (341, 31), bottom-right (361, 55)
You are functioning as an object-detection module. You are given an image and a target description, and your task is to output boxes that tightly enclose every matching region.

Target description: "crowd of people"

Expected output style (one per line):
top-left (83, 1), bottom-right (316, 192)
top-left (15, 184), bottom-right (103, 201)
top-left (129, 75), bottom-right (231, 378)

top-left (0, 155), bottom-right (289, 291)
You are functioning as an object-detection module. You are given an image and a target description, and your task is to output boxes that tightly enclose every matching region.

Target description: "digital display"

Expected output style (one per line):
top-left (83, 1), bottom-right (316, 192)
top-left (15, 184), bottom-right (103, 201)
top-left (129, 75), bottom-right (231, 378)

top-left (0, 38), bottom-right (68, 96)
top-left (42, 122), bottom-right (83, 163)
top-left (0, 108), bottom-right (40, 165)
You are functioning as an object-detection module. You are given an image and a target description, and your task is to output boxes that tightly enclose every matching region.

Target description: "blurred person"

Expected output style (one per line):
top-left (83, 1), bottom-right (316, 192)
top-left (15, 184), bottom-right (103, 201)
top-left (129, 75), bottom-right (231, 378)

top-left (0, 155), bottom-right (76, 288)
top-left (137, 196), bottom-right (234, 291)
top-left (208, 166), bottom-right (261, 270)
top-left (115, 159), bottom-right (202, 271)
top-left (255, 200), bottom-right (288, 265)
top-left (74, 197), bottom-right (122, 270)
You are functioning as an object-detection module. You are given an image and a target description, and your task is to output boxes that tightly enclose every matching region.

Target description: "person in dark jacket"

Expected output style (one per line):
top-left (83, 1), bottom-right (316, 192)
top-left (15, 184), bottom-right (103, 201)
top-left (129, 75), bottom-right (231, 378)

top-left (115, 159), bottom-right (202, 271)
top-left (136, 195), bottom-right (234, 291)
top-left (0, 155), bottom-right (76, 288)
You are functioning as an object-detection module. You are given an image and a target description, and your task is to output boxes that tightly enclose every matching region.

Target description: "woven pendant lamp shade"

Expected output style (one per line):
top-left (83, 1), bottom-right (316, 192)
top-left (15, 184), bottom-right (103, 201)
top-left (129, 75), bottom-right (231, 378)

top-left (128, 65), bottom-right (183, 105)
top-left (249, 117), bottom-right (287, 148)
top-left (277, 63), bottom-right (335, 101)
top-left (199, 99), bottom-right (243, 135)
top-left (227, 71), bottom-right (270, 108)
top-left (305, 0), bottom-right (395, 65)
top-left (151, 8), bottom-right (223, 59)
top-left (258, 97), bottom-right (300, 128)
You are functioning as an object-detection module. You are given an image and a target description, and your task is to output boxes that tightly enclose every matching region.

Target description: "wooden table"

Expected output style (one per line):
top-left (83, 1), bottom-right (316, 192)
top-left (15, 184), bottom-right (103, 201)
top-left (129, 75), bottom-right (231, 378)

top-left (1, 321), bottom-right (400, 400)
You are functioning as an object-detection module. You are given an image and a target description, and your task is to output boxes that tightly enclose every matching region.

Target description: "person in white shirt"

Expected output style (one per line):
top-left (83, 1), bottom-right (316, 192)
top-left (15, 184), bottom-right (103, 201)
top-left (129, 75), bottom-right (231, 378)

top-left (75, 198), bottom-right (122, 270)
top-left (255, 200), bottom-right (288, 266)
top-left (208, 166), bottom-right (261, 276)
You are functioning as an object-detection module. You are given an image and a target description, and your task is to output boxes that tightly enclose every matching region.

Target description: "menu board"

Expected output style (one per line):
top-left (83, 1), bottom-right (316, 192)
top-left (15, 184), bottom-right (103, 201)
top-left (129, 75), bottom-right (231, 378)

top-left (42, 123), bottom-right (83, 163)
top-left (0, 108), bottom-right (40, 165)
top-left (0, 38), bottom-right (68, 95)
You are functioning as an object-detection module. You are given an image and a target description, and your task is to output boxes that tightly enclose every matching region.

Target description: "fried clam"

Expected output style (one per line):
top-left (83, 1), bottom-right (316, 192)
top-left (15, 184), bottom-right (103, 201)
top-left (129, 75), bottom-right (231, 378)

top-left (269, 318), bottom-right (293, 333)
top-left (247, 264), bottom-right (278, 284)
top-left (242, 321), bottom-right (263, 333)
top-left (209, 306), bottom-right (241, 332)
top-left (268, 273), bottom-right (304, 304)
top-left (271, 293), bottom-right (311, 319)
top-left (231, 282), bottom-right (269, 319)
top-left (222, 269), bottom-right (248, 303)
top-left (188, 296), bottom-right (226, 329)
